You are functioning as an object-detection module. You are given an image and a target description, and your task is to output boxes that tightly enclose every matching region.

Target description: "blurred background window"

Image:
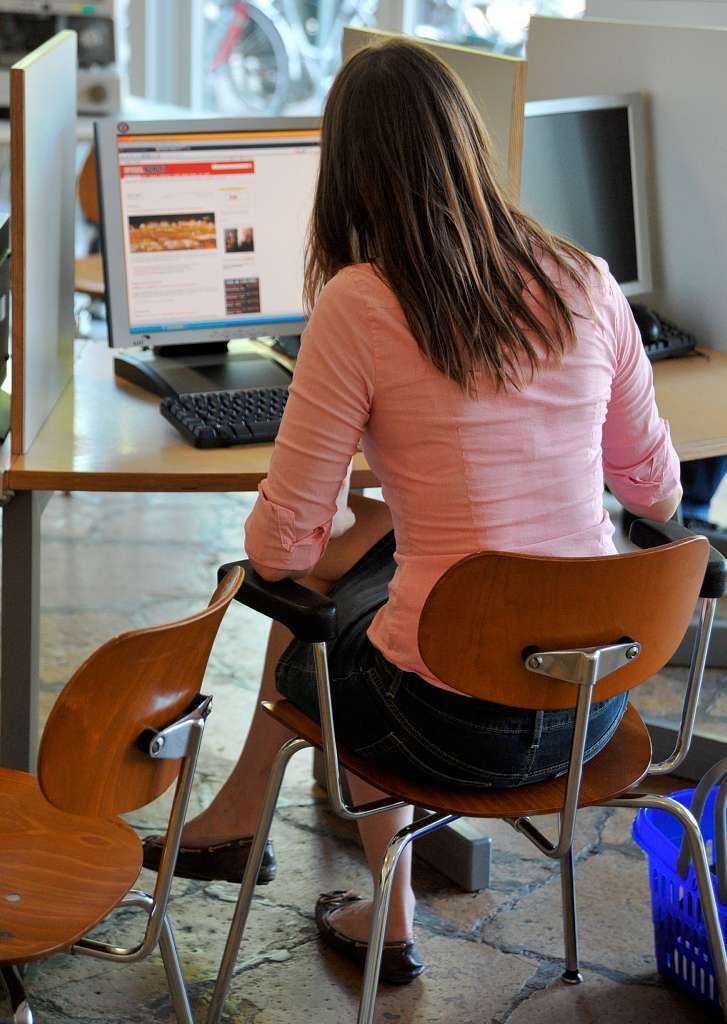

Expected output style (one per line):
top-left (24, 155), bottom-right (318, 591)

top-left (129, 0), bottom-right (584, 117)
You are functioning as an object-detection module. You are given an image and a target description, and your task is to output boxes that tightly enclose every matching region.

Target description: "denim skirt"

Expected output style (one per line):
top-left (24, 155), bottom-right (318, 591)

top-left (276, 531), bottom-right (628, 789)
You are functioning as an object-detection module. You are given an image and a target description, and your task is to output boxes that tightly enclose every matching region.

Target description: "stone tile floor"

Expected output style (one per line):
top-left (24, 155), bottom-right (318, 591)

top-left (5, 488), bottom-right (726, 1022)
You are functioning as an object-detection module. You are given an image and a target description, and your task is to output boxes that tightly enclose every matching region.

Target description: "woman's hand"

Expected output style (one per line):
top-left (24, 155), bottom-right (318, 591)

top-left (330, 462), bottom-right (356, 539)
top-left (330, 503), bottom-right (357, 538)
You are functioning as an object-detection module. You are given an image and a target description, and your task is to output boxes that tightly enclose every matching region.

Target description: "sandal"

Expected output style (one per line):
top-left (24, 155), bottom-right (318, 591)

top-left (315, 890), bottom-right (425, 984)
top-left (142, 834), bottom-right (276, 884)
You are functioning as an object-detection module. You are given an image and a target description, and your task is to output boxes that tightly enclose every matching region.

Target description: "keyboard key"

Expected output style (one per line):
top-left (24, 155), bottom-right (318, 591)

top-left (248, 420), bottom-right (283, 441)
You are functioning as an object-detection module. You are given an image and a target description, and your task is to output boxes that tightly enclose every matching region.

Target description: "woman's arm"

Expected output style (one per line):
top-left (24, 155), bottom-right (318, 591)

top-left (244, 269), bottom-right (375, 580)
top-left (602, 279), bottom-right (681, 522)
top-left (620, 483), bottom-right (683, 523)
top-left (250, 464), bottom-right (356, 581)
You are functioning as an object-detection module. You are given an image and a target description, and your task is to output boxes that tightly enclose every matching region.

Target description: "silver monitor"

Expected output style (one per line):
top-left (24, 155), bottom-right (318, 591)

top-left (96, 116), bottom-right (321, 349)
top-left (95, 116), bottom-right (320, 395)
top-left (521, 94), bottom-right (652, 297)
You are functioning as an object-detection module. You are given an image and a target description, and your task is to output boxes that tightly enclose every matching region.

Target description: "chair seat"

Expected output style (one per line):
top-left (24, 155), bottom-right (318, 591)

top-left (74, 254), bottom-right (105, 298)
top-left (263, 699), bottom-right (652, 818)
top-left (0, 769), bottom-right (142, 965)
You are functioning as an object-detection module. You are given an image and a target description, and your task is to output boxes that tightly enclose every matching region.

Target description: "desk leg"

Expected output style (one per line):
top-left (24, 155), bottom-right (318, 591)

top-left (1, 491), bottom-right (43, 770)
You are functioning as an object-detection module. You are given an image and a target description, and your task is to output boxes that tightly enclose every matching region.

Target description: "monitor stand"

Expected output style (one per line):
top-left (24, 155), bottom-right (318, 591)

top-left (113, 338), bottom-right (298, 399)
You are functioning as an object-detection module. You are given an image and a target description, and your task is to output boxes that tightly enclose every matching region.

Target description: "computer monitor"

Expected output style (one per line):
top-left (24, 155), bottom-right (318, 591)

top-left (95, 116), bottom-right (321, 396)
top-left (520, 94), bottom-right (652, 297)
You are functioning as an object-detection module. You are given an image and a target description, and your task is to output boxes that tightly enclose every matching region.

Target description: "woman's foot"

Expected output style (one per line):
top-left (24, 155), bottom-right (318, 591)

top-left (315, 891), bottom-right (424, 984)
top-left (180, 807), bottom-right (259, 848)
top-left (324, 890), bottom-right (415, 943)
top-left (179, 769), bottom-right (270, 847)
top-left (141, 833), bottom-right (276, 884)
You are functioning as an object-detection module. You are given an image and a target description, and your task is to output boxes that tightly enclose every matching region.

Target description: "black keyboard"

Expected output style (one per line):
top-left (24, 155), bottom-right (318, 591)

top-left (160, 386), bottom-right (289, 448)
top-left (643, 316), bottom-right (697, 362)
top-left (631, 303), bottom-right (698, 362)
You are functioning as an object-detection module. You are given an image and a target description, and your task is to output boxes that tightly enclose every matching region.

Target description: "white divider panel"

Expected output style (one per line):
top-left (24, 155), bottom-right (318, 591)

top-left (11, 31), bottom-right (77, 455)
top-left (342, 27), bottom-right (527, 199)
top-left (586, 1), bottom-right (727, 27)
top-left (527, 15), bottom-right (727, 352)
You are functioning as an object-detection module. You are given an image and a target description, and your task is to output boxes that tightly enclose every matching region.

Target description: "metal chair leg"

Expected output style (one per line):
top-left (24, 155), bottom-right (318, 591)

top-left (357, 812), bottom-right (458, 1024)
top-left (1, 966), bottom-right (33, 1024)
top-left (158, 914), bottom-right (194, 1024)
top-left (609, 794), bottom-right (727, 1022)
top-left (207, 736), bottom-right (312, 1024)
top-left (560, 845), bottom-right (583, 984)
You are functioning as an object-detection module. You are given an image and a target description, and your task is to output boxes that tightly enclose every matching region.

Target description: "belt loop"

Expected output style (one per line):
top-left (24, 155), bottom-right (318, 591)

top-left (387, 667), bottom-right (403, 699)
top-left (367, 656), bottom-right (403, 700)
top-left (530, 709), bottom-right (544, 750)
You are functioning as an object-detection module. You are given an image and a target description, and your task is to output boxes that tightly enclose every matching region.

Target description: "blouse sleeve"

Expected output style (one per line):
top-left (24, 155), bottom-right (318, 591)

top-left (244, 268), bottom-right (376, 573)
top-left (601, 276), bottom-right (680, 509)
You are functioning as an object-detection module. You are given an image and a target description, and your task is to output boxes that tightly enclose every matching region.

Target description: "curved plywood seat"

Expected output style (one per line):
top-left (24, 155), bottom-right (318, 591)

top-left (263, 700), bottom-right (651, 819)
top-left (0, 769), bottom-right (141, 965)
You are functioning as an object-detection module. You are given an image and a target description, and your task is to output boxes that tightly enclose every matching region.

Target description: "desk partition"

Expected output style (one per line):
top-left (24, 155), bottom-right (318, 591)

top-left (10, 31), bottom-right (76, 455)
top-left (342, 27), bottom-right (527, 200)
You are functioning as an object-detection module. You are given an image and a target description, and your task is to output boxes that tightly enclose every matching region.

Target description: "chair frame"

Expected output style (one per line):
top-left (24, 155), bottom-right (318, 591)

top-left (207, 537), bottom-right (727, 1024)
top-left (1, 693), bottom-right (211, 1024)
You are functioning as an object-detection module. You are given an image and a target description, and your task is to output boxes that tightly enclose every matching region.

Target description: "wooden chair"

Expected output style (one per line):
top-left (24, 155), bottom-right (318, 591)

top-left (75, 146), bottom-right (105, 299)
top-left (0, 566), bottom-right (243, 1024)
top-left (205, 520), bottom-right (727, 1024)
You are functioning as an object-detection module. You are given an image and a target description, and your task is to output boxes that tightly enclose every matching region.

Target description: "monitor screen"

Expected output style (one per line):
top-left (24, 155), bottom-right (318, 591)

top-left (520, 95), bottom-right (652, 296)
top-left (96, 118), bottom-right (321, 348)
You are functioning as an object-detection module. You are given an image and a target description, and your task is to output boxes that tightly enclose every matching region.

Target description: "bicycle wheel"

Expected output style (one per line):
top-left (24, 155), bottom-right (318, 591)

top-left (208, 2), bottom-right (292, 117)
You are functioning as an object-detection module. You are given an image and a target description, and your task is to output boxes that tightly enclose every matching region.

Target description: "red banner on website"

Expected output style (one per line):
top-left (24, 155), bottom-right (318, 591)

top-left (120, 161), bottom-right (255, 177)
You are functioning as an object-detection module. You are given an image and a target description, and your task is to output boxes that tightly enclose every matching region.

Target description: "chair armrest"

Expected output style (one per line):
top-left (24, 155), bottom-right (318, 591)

top-left (629, 519), bottom-right (727, 599)
top-left (217, 560), bottom-right (338, 643)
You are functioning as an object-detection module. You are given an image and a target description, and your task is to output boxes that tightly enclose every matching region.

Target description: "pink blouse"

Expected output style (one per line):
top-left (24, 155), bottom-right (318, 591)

top-left (244, 258), bottom-right (680, 688)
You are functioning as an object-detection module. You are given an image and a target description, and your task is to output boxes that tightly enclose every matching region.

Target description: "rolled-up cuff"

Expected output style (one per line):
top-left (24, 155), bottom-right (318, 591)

top-left (604, 419), bottom-right (681, 509)
top-left (244, 481), bottom-right (332, 572)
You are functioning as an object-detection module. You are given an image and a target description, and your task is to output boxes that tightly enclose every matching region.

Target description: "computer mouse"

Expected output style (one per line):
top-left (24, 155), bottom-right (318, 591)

top-left (629, 303), bottom-right (661, 344)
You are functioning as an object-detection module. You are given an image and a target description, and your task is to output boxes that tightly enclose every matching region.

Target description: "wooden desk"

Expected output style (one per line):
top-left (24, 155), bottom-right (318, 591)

top-left (5, 343), bottom-right (375, 493)
top-left (6, 342), bottom-right (722, 495)
top-left (652, 349), bottom-right (727, 462)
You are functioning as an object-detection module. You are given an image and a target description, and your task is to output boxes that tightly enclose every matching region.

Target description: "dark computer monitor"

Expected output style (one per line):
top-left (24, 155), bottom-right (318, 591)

top-left (95, 116), bottom-right (320, 396)
top-left (521, 94), bottom-right (652, 297)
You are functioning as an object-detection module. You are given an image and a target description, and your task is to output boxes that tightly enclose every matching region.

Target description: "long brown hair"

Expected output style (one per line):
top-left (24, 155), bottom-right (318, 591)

top-left (304, 38), bottom-right (597, 392)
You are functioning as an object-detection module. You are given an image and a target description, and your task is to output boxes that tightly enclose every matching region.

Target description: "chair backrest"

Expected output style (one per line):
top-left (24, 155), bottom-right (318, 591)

top-left (38, 567), bottom-right (243, 818)
top-left (418, 539), bottom-right (708, 709)
top-left (78, 147), bottom-right (99, 224)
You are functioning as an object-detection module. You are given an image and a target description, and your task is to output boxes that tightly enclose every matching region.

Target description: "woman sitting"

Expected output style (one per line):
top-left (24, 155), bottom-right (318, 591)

top-left (143, 39), bottom-right (681, 982)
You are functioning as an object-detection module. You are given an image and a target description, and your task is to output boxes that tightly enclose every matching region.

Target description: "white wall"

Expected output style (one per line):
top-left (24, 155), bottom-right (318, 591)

top-left (527, 16), bottom-right (727, 351)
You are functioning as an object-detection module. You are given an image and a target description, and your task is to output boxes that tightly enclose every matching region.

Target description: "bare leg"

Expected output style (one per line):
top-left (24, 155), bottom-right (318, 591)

top-left (183, 496), bottom-right (414, 942)
top-left (183, 494), bottom-right (393, 845)
top-left (329, 773), bottom-right (415, 943)
top-left (181, 616), bottom-right (298, 844)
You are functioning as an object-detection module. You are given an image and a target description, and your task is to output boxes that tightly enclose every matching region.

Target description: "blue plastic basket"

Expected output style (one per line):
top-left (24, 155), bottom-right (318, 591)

top-left (632, 787), bottom-right (726, 1013)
